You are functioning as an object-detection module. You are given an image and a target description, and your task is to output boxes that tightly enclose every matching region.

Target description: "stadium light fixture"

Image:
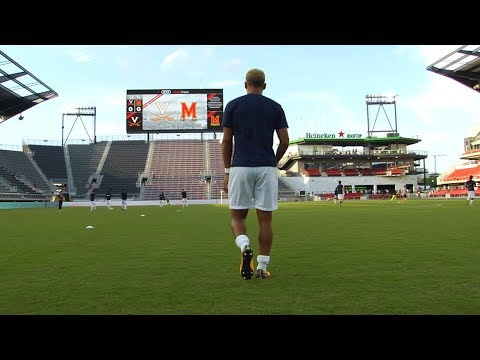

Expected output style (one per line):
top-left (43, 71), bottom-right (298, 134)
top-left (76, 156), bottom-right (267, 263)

top-left (365, 94), bottom-right (397, 104)
top-left (0, 116), bottom-right (5, 123)
top-left (474, 83), bottom-right (480, 90)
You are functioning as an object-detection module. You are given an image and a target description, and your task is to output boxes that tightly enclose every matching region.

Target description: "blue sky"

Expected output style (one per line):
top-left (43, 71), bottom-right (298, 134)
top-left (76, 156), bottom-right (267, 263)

top-left (0, 45), bottom-right (478, 174)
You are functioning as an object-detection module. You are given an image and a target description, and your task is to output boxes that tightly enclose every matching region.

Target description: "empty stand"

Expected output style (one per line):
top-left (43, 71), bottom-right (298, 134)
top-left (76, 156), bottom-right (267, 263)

top-left (443, 165), bottom-right (480, 182)
top-left (67, 142), bottom-right (107, 195)
top-left (343, 168), bottom-right (359, 176)
top-left (0, 149), bottom-right (51, 192)
top-left (207, 139), bottom-right (225, 198)
top-left (98, 140), bottom-right (149, 197)
top-left (29, 144), bottom-right (67, 182)
top-left (144, 140), bottom-right (207, 200)
top-left (0, 165), bottom-right (40, 193)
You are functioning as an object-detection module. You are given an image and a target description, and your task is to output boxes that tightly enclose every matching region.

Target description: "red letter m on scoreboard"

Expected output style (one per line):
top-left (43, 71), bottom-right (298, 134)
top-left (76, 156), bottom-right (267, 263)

top-left (180, 102), bottom-right (197, 120)
top-left (210, 115), bottom-right (220, 126)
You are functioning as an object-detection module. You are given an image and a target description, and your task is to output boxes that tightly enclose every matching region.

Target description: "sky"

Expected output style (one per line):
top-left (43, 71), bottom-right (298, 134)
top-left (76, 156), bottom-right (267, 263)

top-left (0, 45), bottom-right (478, 175)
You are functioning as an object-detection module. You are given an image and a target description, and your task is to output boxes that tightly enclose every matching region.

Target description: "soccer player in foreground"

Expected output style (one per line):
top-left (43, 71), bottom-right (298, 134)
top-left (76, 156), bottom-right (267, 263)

top-left (222, 68), bottom-right (290, 280)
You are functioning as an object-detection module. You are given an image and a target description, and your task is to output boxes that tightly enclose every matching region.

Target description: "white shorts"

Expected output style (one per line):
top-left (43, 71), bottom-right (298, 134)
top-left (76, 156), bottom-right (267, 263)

top-left (468, 190), bottom-right (475, 199)
top-left (337, 193), bottom-right (344, 200)
top-left (228, 166), bottom-right (278, 211)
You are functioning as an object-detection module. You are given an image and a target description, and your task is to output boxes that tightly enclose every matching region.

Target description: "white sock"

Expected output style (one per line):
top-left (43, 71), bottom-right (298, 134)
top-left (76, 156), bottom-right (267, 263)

top-left (235, 235), bottom-right (250, 252)
top-left (257, 255), bottom-right (270, 271)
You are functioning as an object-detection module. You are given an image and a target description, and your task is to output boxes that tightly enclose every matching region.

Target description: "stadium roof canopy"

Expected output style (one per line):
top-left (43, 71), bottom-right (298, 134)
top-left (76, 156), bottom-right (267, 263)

top-left (426, 45), bottom-right (480, 93)
top-left (0, 50), bottom-right (58, 124)
top-left (290, 135), bottom-right (421, 147)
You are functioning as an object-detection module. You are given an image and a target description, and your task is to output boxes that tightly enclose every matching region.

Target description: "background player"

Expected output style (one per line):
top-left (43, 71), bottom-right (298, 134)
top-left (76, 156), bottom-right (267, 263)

top-left (90, 190), bottom-right (96, 211)
top-left (466, 175), bottom-right (476, 205)
top-left (105, 189), bottom-right (112, 210)
top-left (181, 189), bottom-right (188, 208)
top-left (121, 188), bottom-right (128, 211)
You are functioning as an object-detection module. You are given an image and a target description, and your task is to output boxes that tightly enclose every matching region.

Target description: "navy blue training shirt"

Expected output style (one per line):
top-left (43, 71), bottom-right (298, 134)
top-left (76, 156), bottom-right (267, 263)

top-left (223, 93), bottom-right (288, 167)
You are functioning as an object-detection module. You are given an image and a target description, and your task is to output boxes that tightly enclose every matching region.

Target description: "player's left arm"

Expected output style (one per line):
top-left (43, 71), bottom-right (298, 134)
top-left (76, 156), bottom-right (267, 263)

top-left (222, 126), bottom-right (233, 194)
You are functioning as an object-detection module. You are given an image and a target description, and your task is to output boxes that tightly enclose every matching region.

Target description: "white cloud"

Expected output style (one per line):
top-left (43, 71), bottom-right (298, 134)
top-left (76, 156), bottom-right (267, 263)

top-left (115, 53), bottom-right (151, 72)
top-left (282, 91), bottom-right (364, 134)
top-left (392, 45), bottom-right (480, 174)
top-left (200, 45), bottom-right (221, 58)
top-left (402, 76), bottom-right (479, 126)
top-left (161, 49), bottom-right (189, 70)
top-left (393, 45), bottom-right (463, 65)
top-left (221, 58), bottom-right (242, 73)
top-left (66, 46), bottom-right (91, 63)
top-left (415, 45), bottom-right (464, 64)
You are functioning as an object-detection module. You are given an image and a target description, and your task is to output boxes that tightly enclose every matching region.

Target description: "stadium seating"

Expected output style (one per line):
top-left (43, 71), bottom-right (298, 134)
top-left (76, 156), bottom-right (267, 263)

top-left (343, 169), bottom-right (359, 176)
top-left (67, 142), bottom-right (108, 196)
top-left (97, 140), bottom-right (149, 197)
top-left (29, 144), bottom-right (67, 182)
top-left (305, 169), bottom-right (322, 177)
top-left (207, 139), bottom-right (226, 198)
top-left (325, 169), bottom-right (342, 176)
top-left (442, 166), bottom-right (480, 182)
top-left (0, 149), bottom-right (51, 192)
top-left (358, 168), bottom-right (374, 176)
top-left (144, 140), bottom-right (206, 200)
top-left (0, 165), bottom-right (40, 193)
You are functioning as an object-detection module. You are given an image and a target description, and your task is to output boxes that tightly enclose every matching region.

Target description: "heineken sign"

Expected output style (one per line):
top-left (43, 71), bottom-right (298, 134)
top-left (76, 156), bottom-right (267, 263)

top-left (306, 131), bottom-right (362, 139)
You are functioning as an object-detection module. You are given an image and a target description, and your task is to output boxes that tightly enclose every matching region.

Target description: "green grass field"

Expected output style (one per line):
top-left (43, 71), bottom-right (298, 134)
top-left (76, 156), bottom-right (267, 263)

top-left (1, 199), bottom-right (479, 315)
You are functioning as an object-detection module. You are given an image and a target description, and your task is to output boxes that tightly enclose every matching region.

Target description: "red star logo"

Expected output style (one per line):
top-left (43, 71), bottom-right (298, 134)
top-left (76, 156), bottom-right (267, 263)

top-left (338, 131), bottom-right (345, 137)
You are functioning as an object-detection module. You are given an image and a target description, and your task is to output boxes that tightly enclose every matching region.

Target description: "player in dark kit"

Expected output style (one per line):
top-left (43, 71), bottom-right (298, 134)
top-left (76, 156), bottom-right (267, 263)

top-left (222, 68), bottom-right (289, 280)
top-left (335, 180), bottom-right (344, 205)
top-left (159, 192), bottom-right (166, 207)
top-left (58, 193), bottom-right (64, 211)
top-left (466, 175), bottom-right (476, 206)
top-left (181, 189), bottom-right (188, 208)
top-left (105, 190), bottom-right (112, 210)
top-left (121, 189), bottom-right (128, 211)
top-left (90, 190), bottom-right (96, 211)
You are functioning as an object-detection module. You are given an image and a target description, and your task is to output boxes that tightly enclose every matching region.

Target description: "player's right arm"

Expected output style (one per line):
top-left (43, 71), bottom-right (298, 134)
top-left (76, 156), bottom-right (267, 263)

top-left (275, 127), bottom-right (290, 165)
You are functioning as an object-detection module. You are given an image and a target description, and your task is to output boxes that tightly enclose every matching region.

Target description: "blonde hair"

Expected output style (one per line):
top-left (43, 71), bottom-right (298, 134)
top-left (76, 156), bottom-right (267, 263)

top-left (245, 68), bottom-right (265, 87)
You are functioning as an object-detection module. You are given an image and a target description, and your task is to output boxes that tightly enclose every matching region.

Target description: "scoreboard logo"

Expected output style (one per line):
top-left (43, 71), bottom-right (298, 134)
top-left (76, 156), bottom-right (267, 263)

top-left (127, 98), bottom-right (142, 129)
top-left (208, 112), bottom-right (221, 126)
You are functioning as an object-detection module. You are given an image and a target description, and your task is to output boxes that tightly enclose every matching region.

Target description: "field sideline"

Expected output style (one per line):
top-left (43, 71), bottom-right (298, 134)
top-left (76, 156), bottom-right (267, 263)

top-left (1, 199), bottom-right (479, 314)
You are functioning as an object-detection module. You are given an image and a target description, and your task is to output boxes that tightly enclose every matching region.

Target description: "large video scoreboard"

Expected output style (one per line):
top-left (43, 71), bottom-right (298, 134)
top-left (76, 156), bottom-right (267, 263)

top-left (126, 89), bottom-right (223, 134)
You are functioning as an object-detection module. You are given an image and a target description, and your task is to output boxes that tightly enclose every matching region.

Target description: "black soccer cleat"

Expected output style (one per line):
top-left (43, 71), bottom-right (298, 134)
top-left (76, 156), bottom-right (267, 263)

top-left (240, 246), bottom-right (254, 280)
top-left (255, 269), bottom-right (271, 279)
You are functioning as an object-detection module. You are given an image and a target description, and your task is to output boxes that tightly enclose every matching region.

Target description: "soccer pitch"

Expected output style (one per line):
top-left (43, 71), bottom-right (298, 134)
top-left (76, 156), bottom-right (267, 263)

top-left (1, 199), bottom-right (479, 314)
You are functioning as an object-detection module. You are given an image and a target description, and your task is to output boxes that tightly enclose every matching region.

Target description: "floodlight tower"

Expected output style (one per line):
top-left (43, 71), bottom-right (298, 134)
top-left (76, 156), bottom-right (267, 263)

top-left (365, 94), bottom-right (398, 137)
top-left (61, 107), bottom-right (97, 146)
top-left (432, 154), bottom-right (446, 175)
